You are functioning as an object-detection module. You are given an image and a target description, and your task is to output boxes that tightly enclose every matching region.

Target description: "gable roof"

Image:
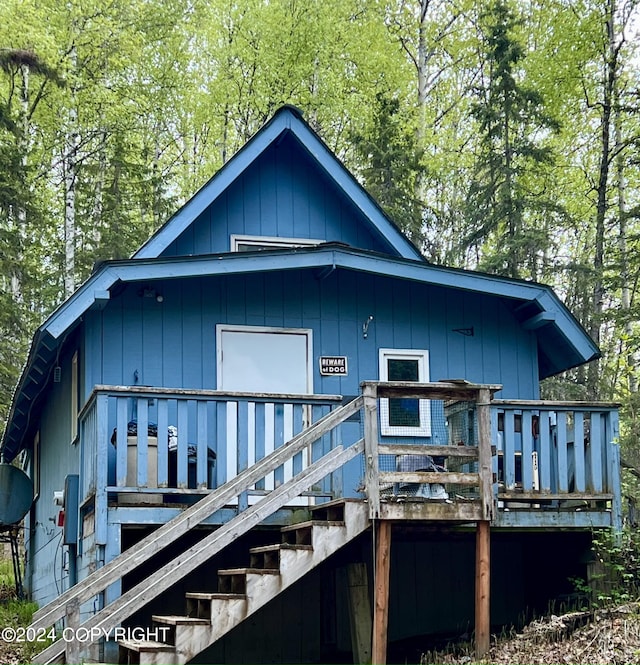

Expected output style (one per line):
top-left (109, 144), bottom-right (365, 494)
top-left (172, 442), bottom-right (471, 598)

top-left (1, 243), bottom-right (599, 460)
top-left (134, 105), bottom-right (424, 262)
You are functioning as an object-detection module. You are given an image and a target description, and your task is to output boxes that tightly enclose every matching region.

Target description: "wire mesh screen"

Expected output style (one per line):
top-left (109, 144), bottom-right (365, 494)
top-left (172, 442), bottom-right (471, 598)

top-left (370, 399), bottom-right (480, 500)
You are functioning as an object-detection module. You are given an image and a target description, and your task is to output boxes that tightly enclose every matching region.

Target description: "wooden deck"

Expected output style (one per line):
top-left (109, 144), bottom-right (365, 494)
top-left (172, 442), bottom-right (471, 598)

top-left (30, 381), bottom-right (621, 664)
top-left (77, 381), bottom-right (621, 531)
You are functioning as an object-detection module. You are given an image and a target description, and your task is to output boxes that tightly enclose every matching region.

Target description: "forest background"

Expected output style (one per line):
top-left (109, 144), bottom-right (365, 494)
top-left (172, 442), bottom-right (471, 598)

top-left (1, 0), bottom-right (640, 498)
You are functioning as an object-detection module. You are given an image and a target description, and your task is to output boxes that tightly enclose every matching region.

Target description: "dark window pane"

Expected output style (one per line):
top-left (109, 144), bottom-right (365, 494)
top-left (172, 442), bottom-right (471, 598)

top-left (387, 359), bottom-right (419, 382)
top-left (387, 358), bottom-right (420, 427)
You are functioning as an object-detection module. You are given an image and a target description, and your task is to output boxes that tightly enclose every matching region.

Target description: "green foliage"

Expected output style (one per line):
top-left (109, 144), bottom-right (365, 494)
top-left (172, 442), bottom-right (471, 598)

top-left (352, 93), bottom-right (424, 244)
top-left (0, 0), bottom-right (637, 440)
top-left (572, 528), bottom-right (640, 609)
top-left (0, 557), bottom-right (54, 662)
top-left (464, 0), bottom-right (560, 280)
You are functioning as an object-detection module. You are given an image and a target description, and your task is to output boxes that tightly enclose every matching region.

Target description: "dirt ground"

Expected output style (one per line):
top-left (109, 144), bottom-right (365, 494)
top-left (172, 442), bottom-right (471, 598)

top-left (423, 603), bottom-right (640, 665)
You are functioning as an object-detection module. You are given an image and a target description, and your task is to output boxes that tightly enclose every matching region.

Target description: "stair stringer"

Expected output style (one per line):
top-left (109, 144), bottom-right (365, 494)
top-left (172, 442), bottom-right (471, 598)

top-left (132, 501), bottom-right (370, 664)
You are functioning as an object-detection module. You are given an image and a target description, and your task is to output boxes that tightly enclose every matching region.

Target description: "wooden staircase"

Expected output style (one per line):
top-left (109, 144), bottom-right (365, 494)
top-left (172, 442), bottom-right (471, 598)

top-left (119, 500), bottom-right (369, 664)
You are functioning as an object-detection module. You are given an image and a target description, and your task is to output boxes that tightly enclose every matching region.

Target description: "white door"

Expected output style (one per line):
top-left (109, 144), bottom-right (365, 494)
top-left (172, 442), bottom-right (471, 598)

top-left (216, 325), bottom-right (313, 498)
top-left (217, 326), bottom-right (312, 394)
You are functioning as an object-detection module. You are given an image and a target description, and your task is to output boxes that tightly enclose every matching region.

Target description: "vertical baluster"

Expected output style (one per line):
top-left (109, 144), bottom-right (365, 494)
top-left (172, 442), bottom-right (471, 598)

top-left (237, 400), bottom-right (249, 510)
top-left (137, 398), bottom-right (149, 487)
top-left (156, 399), bottom-right (168, 487)
top-left (225, 401), bottom-right (237, 488)
top-left (556, 412), bottom-right (568, 492)
top-left (247, 402), bottom-right (256, 470)
top-left (490, 408), bottom-right (499, 501)
top-left (283, 404), bottom-right (294, 484)
top-left (504, 411), bottom-right (516, 490)
top-left (521, 411), bottom-right (533, 491)
top-left (176, 400), bottom-right (189, 489)
top-left (292, 404), bottom-right (304, 477)
top-left (116, 397), bottom-right (128, 487)
top-left (311, 405), bottom-right (323, 464)
top-left (589, 413), bottom-right (603, 493)
top-left (264, 403), bottom-right (275, 491)
top-left (215, 401), bottom-right (226, 488)
top-left (274, 403), bottom-right (285, 488)
top-left (254, 402), bottom-right (266, 490)
top-left (538, 411), bottom-right (551, 493)
top-left (196, 401), bottom-right (208, 489)
top-left (573, 412), bottom-right (585, 492)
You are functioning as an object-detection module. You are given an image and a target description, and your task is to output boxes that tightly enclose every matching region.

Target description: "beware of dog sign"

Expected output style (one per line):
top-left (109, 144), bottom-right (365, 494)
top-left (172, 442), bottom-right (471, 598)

top-left (319, 356), bottom-right (348, 376)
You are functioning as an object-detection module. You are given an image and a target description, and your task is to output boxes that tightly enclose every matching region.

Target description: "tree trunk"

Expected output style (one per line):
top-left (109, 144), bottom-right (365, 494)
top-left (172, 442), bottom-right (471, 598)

top-left (587, 0), bottom-right (618, 399)
top-left (63, 64), bottom-right (79, 297)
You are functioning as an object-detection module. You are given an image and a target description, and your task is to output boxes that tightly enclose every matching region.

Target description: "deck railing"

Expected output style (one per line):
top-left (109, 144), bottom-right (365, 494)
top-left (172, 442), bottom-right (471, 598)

top-left (78, 386), bottom-right (342, 538)
top-left (78, 385), bottom-right (622, 528)
top-left (492, 400), bottom-right (621, 515)
top-left (361, 381), bottom-right (498, 521)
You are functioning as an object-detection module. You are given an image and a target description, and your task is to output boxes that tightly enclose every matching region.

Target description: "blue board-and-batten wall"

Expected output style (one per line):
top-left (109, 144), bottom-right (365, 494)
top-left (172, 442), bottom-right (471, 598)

top-left (82, 269), bottom-right (539, 496)
top-left (85, 271), bottom-right (538, 396)
top-left (24, 343), bottom-right (81, 606)
top-left (159, 136), bottom-right (394, 257)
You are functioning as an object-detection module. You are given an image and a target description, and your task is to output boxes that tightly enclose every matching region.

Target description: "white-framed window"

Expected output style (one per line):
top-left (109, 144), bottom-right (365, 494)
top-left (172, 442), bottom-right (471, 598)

top-left (230, 235), bottom-right (324, 252)
top-left (378, 349), bottom-right (431, 436)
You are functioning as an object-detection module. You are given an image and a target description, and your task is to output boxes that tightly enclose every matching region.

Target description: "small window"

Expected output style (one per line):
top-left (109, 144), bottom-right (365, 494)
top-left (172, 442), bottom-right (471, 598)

top-left (379, 349), bottom-right (431, 436)
top-left (231, 235), bottom-right (324, 252)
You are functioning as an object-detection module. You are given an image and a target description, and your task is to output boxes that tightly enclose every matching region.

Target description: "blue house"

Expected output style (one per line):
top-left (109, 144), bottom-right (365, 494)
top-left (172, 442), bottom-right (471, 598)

top-left (3, 106), bottom-right (620, 664)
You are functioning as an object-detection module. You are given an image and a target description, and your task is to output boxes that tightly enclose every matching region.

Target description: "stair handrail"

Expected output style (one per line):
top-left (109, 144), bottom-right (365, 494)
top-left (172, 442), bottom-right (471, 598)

top-left (34, 440), bottom-right (365, 664)
top-left (30, 396), bottom-right (364, 633)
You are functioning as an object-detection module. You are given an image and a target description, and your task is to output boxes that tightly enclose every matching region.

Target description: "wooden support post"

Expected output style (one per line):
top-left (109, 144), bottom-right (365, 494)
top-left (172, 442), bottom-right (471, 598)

top-left (347, 563), bottom-right (372, 665)
top-left (372, 520), bottom-right (391, 665)
top-left (475, 520), bottom-right (490, 659)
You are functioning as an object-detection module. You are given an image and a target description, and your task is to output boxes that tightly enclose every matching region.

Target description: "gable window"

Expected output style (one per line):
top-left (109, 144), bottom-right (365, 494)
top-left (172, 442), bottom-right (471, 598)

top-left (378, 349), bottom-right (431, 436)
top-left (231, 235), bottom-right (323, 252)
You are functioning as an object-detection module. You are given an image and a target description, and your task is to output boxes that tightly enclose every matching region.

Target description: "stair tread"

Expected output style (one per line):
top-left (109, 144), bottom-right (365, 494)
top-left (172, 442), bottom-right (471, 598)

top-left (118, 639), bottom-right (174, 652)
top-left (218, 567), bottom-right (280, 575)
top-left (308, 498), bottom-right (358, 512)
top-left (152, 614), bottom-right (210, 625)
top-left (185, 592), bottom-right (247, 600)
top-left (280, 519), bottom-right (345, 532)
top-left (249, 543), bottom-right (313, 554)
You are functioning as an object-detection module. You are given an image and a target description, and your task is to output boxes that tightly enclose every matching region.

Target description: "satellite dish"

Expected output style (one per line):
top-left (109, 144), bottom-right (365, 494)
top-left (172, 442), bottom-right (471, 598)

top-left (0, 464), bottom-right (34, 526)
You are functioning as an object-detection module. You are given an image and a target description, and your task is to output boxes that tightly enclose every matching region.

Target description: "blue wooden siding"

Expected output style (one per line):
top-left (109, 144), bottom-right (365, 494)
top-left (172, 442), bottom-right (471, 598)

top-left (160, 137), bottom-right (390, 257)
top-left (26, 347), bottom-right (81, 607)
top-left (85, 271), bottom-right (538, 400)
top-left (81, 269), bottom-right (538, 499)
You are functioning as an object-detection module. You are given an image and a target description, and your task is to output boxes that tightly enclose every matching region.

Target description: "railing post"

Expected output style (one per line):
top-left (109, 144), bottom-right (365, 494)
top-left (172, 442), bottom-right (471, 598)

top-left (609, 410), bottom-right (622, 531)
top-left (362, 383), bottom-right (380, 520)
top-left (95, 393), bottom-right (109, 545)
top-left (477, 388), bottom-right (494, 522)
